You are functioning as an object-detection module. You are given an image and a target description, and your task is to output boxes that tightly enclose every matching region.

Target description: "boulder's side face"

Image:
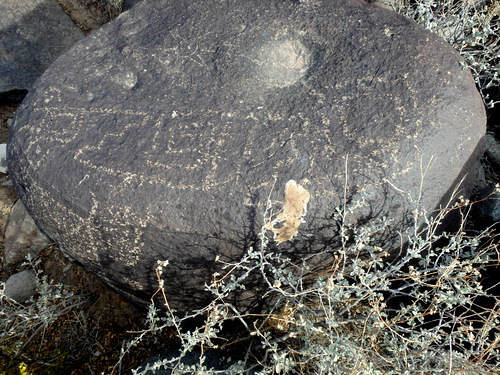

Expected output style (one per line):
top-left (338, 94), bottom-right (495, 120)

top-left (7, 0), bottom-right (486, 311)
top-left (0, 0), bottom-right (84, 100)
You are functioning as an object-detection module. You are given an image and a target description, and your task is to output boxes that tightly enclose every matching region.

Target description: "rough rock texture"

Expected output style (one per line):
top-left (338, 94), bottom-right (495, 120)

top-left (4, 270), bottom-right (37, 303)
top-left (4, 199), bottom-right (52, 264)
top-left (0, 0), bottom-right (84, 100)
top-left (7, 0), bottom-right (486, 312)
top-left (0, 177), bottom-right (18, 236)
top-left (0, 144), bottom-right (7, 174)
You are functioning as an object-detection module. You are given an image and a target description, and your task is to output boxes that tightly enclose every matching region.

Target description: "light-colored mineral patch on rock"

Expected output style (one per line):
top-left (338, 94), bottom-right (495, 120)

top-left (266, 180), bottom-right (311, 244)
top-left (112, 71), bottom-right (138, 90)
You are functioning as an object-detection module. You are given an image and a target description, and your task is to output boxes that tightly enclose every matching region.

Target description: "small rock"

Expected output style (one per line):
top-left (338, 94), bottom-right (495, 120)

top-left (0, 144), bottom-right (7, 174)
top-left (1, 178), bottom-right (13, 186)
top-left (4, 270), bottom-right (37, 303)
top-left (0, 178), bottom-right (18, 233)
top-left (4, 199), bottom-right (52, 264)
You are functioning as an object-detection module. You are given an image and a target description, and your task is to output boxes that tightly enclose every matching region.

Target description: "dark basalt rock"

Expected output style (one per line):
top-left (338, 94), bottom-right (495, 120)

top-left (0, 0), bottom-right (84, 101)
top-left (7, 0), bottom-right (486, 312)
top-left (4, 270), bottom-right (37, 303)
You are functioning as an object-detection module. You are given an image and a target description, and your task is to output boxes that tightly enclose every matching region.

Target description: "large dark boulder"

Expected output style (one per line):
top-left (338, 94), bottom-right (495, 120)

top-left (7, 0), bottom-right (486, 312)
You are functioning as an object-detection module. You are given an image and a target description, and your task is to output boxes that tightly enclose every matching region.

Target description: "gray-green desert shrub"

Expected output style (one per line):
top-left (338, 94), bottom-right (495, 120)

top-left (0, 255), bottom-right (90, 372)
top-left (122, 184), bottom-right (500, 375)
top-left (375, 0), bottom-right (500, 108)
